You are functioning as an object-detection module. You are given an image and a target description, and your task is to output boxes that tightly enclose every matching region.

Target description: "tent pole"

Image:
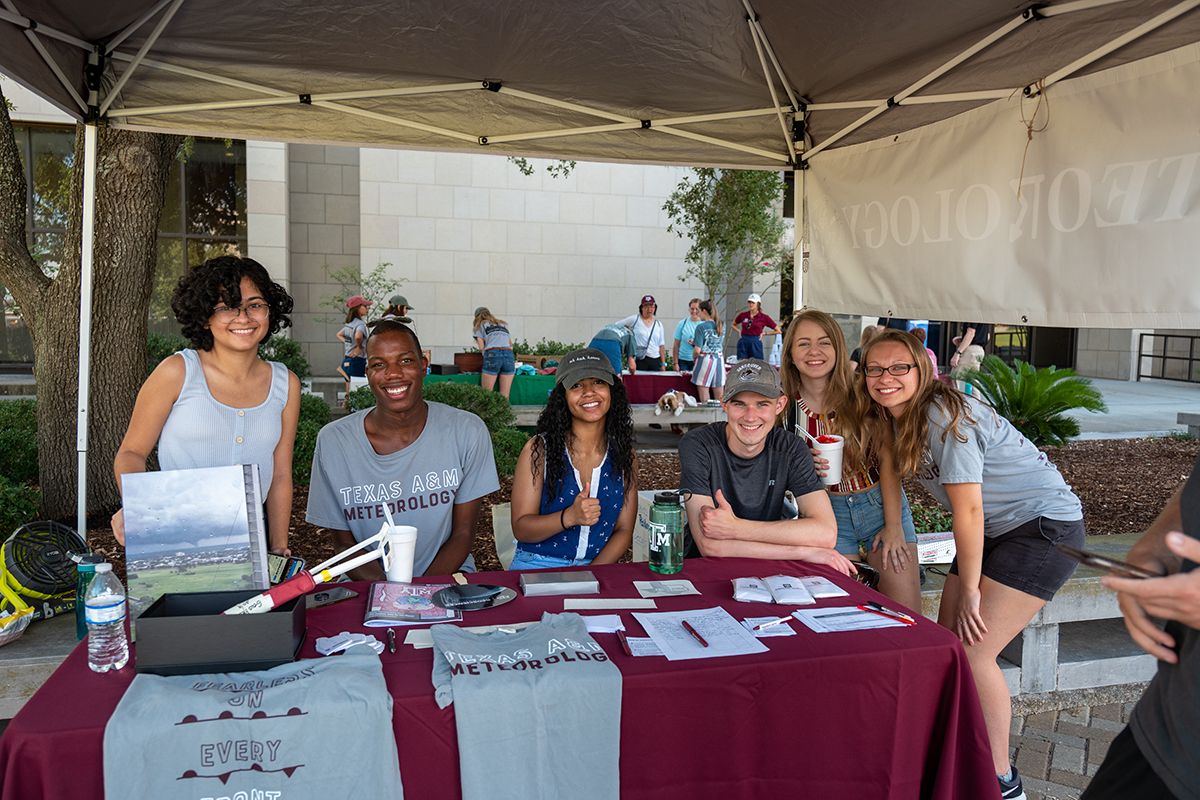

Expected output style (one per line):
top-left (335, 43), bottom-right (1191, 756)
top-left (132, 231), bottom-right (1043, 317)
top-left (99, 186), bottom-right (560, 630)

top-left (100, 0), bottom-right (185, 115)
top-left (76, 122), bottom-right (98, 541)
top-left (105, 0), bottom-right (178, 55)
top-left (746, 17), bottom-right (797, 163)
top-left (793, 168), bottom-right (804, 312)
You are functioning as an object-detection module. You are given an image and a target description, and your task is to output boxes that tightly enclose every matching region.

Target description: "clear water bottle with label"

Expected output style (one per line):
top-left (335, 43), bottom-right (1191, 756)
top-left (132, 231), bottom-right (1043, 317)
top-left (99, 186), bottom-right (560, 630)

top-left (648, 491), bottom-right (685, 574)
top-left (85, 563), bottom-right (129, 672)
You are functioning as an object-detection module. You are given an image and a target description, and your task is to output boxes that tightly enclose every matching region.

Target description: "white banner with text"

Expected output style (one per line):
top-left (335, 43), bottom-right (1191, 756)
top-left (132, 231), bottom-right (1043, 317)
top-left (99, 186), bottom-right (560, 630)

top-left (806, 43), bottom-right (1200, 328)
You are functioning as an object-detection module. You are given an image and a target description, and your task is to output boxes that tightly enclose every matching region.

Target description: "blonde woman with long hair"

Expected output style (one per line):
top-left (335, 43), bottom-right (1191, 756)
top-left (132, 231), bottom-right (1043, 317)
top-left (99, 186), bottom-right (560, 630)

top-left (472, 307), bottom-right (515, 399)
top-left (780, 310), bottom-right (920, 611)
top-left (860, 329), bottom-right (1084, 800)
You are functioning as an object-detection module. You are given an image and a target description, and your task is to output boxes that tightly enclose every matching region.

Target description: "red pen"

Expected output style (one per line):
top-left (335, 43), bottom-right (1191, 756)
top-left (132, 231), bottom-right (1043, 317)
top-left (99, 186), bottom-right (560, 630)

top-left (681, 619), bottom-right (709, 647)
top-left (616, 629), bottom-right (633, 657)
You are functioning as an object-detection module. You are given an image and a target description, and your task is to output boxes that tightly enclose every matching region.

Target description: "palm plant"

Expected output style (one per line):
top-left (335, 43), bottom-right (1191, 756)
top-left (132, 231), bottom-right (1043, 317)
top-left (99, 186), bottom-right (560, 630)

top-left (960, 355), bottom-right (1107, 446)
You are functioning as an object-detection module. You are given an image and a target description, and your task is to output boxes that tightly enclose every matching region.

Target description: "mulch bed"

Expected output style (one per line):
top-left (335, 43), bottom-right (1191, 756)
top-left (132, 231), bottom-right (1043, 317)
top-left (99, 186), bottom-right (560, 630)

top-left (83, 438), bottom-right (1199, 580)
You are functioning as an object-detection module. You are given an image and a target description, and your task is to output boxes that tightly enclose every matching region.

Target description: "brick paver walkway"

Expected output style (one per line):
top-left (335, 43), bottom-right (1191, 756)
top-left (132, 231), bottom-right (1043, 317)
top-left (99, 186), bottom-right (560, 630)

top-left (1010, 701), bottom-right (1137, 800)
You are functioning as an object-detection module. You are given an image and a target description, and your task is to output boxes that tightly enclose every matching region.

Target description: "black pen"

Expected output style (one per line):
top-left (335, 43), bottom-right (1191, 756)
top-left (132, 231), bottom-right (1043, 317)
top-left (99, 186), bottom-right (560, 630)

top-left (387, 628), bottom-right (396, 653)
top-left (859, 602), bottom-right (915, 625)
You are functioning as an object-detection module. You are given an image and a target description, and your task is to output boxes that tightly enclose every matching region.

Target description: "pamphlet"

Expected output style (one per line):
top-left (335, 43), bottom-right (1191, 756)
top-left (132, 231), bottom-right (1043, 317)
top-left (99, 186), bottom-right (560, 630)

top-left (732, 575), bottom-right (816, 605)
top-left (797, 576), bottom-right (850, 599)
top-left (633, 579), bottom-right (700, 598)
top-left (791, 606), bottom-right (909, 633)
top-left (364, 582), bottom-right (462, 627)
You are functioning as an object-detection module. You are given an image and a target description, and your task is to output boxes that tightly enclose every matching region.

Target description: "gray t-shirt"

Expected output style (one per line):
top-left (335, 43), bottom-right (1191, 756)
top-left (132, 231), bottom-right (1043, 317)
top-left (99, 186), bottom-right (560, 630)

top-left (340, 317), bottom-right (368, 356)
top-left (917, 395), bottom-right (1082, 537)
top-left (104, 651), bottom-right (401, 799)
top-left (473, 321), bottom-right (512, 350)
top-left (431, 612), bottom-right (621, 800)
top-left (1130, 454), bottom-right (1199, 800)
top-left (305, 402), bottom-right (499, 574)
top-left (678, 423), bottom-right (824, 521)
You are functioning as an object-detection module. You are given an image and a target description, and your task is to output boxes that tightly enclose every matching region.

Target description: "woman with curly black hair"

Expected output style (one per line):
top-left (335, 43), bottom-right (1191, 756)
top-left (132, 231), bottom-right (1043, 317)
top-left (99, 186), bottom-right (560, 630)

top-left (509, 348), bottom-right (637, 569)
top-left (111, 256), bottom-right (301, 556)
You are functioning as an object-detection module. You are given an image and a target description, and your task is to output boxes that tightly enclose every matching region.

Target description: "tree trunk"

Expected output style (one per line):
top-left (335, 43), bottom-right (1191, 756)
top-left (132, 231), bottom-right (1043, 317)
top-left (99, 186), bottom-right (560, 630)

top-left (0, 90), bottom-right (180, 522)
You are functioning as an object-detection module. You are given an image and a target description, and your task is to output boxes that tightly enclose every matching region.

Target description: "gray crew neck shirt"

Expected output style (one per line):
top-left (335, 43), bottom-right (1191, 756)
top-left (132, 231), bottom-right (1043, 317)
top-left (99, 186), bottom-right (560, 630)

top-left (679, 423), bottom-right (824, 521)
top-left (431, 612), bottom-right (621, 800)
top-left (917, 395), bottom-right (1082, 537)
top-left (305, 401), bottom-right (499, 574)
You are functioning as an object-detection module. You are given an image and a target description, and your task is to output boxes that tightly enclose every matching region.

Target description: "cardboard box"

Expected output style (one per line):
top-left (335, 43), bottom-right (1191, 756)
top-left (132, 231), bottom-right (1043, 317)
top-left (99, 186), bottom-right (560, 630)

top-left (135, 590), bottom-right (306, 676)
top-left (916, 531), bottom-right (956, 565)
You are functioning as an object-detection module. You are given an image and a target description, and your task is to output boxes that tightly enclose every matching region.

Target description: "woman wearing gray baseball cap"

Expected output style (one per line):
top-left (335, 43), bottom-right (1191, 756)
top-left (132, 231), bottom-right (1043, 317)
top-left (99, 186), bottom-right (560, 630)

top-left (509, 348), bottom-right (638, 570)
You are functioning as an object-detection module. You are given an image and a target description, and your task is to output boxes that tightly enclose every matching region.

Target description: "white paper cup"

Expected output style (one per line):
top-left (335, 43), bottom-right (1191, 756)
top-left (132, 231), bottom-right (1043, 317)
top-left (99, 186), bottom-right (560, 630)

top-left (813, 435), bottom-right (845, 486)
top-left (385, 525), bottom-right (419, 583)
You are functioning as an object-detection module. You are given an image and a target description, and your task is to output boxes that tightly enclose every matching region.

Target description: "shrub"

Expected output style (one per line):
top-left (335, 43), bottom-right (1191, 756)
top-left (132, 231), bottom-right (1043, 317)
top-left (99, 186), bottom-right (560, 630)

top-left (0, 475), bottom-right (41, 538)
top-left (298, 393), bottom-right (331, 428)
top-left (259, 335), bottom-right (312, 380)
top-left (910, 500), bottom-right (954, 534)
top-left (147, 331), bottom-right (188, 374)
top-left (292, 418), bottom-right (324, 486)
top-left (423, 382), bottom-right (516, 435)
top-left (0, 399), bottom-right (38, 485)
top-left (961, 355), bottom-right (1107, 447)
top-left (347, 385), bottom-right (377, 411)
top-left (512, 338), bottom-right (586, 356)
top-left (491, 427), bottom-right (530, 477)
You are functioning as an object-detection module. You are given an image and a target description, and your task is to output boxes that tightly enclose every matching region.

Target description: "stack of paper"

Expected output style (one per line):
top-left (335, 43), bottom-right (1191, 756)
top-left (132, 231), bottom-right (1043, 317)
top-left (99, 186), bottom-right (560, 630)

top-left (631, 606), bottom-right (768, 661)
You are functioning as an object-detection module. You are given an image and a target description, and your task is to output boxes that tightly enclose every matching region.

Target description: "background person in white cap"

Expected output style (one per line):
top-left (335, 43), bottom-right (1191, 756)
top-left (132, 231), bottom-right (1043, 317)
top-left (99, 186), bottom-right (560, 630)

top-left (733, 293), bottom-right (780, 360)
top-left (678, 358), bottom-right (851, 572)
top-left (616, 294), bottom-right (667, 371)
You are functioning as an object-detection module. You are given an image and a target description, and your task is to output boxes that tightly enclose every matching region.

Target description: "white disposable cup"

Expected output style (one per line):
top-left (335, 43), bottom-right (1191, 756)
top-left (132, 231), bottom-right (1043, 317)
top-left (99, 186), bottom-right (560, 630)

top-left (385, 525), bottom-right (419, 583)
top-left (813, 435), bottom-right (845, 486)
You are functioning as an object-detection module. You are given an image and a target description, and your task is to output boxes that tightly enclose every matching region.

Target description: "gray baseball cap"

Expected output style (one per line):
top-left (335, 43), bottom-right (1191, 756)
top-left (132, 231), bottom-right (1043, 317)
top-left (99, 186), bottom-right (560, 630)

top-left (555, 348), bottom-right (617, 387)
top-left (723, 358), bottom-right (784, 401)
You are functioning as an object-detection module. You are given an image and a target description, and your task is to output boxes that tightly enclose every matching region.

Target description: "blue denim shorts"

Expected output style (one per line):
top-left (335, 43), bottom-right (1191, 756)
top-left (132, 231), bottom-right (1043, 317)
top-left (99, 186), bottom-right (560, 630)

top-left (830, 482), bottom-right (917, 557)
top-left (510, 549), bottom-right (592, 571)
top-left (340, 356), bottom-right (366, 378)
top-left (482, 348), bottom-right (516, 375)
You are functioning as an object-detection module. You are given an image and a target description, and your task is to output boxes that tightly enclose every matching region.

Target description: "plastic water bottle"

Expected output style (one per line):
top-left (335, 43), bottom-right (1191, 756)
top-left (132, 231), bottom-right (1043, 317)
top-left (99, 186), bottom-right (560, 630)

top-left (85, 563), bottom-right (129, 672)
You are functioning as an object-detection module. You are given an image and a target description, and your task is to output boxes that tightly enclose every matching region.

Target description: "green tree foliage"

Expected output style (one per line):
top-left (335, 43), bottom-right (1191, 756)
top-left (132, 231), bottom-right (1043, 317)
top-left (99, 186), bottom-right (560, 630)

top-left (319, 262), bottom-right (403, 323)
top-left (663, 168), bottom-right (787, 307)
top-left (0, 475), bottom-right (40, 538)
top-left (146, 331), bottom-right (188, 374)
top-left (961, 355), bottom-right (1108, 447)
top-left (0, 399), bottom-right (38, 485)
top-left (258, 335), bottom-right (312, 381)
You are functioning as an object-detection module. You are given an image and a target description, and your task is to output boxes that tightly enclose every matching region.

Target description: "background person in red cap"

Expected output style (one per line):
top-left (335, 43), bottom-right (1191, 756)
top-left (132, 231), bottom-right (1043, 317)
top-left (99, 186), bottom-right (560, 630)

top-left (616, 294), bottom-right (667, 371)
top-left (336, 294), bottom-right (372, 406)
top-left (733, 292), bottom-right (780, 360)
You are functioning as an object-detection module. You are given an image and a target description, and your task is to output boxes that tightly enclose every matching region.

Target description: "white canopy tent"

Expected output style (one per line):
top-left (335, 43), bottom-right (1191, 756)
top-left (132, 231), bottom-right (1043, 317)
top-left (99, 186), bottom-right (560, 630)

top-left (0, 0), bottom-right (1197, 532)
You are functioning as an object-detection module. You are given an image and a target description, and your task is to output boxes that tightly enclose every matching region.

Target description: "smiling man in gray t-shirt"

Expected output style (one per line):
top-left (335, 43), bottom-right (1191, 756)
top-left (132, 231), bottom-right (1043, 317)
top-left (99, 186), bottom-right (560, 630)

top-left (306, 322), bottom-right (499, 578)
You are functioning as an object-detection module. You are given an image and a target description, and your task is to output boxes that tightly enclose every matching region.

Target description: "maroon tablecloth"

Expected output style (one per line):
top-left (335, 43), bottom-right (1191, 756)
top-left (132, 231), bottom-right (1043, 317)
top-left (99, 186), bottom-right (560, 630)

top-left (0, 558), bottom-right (997, 800)
top-left (622, 373), bottom-right (696, 404)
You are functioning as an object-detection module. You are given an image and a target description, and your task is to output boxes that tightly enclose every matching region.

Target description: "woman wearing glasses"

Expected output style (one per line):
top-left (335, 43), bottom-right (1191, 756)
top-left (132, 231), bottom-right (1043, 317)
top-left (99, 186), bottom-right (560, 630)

top-left (860, 329), bottom-right (1083, 800)
top-left (780, 310), bottom-right (920, 611)
top-left (111, 256), bottom-right (301, 556)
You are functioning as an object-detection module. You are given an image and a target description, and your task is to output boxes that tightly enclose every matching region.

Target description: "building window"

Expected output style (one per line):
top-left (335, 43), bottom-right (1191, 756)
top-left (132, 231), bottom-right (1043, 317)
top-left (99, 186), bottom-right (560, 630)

top-left (3, 123), bottom-right (74, 364)
top-left (151, 137), bottom-right (248, 334)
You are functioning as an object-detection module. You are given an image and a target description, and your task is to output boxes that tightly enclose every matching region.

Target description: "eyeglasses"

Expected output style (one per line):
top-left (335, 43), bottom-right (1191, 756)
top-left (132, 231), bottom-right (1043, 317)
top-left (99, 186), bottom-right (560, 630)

top-left (212, 301), bottom-right (269, 320)
top-left (863, 363), bottom-right (917, 378)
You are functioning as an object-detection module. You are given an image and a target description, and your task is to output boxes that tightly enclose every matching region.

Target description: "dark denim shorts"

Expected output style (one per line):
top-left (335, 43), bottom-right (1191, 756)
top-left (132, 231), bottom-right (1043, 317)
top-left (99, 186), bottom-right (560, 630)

top-left (949, 515), bottom-right (1086, 601)
top-left (482, 348), bottom-right (515, 375)
top-left (340, 356), bottom-right (366, 378)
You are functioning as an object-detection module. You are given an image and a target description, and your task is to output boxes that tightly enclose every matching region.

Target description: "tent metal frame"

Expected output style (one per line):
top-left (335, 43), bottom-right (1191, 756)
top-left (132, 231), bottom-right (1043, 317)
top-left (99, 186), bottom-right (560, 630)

top-left (0, 0), bottom-right (1191, 534)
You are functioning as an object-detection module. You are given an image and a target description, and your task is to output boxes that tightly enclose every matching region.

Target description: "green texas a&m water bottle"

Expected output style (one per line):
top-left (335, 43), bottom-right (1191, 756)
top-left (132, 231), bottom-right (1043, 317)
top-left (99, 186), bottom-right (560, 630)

top-left (648, 491), bottom-right (684, 574)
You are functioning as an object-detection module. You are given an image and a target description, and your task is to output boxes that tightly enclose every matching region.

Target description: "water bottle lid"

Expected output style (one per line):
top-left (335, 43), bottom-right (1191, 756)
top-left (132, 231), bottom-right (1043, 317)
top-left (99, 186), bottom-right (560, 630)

top-left (94, 563), bottom-right (113, 574)
top-left (653, 491), bottom-right (682, 505)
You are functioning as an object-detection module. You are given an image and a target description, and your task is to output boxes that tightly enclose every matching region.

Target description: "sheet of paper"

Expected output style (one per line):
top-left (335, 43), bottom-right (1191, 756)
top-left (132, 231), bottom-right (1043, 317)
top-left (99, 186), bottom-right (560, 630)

top-left (564, 598), bottom-right (658, 610)
top-left (625, 636), bottom-right (663, 657)
top-left (632, 606), bottom-right (769, 661)
top-left (798, 576), bottom-right (850, 598)
top-left (633, 580), bottom-right (700, 598)
top-left (791, 606), bottom-right (908, 634)
top-left (741, 617), bottom-right (797, 637)
top-left (581, 614), bottom-right (625, 633)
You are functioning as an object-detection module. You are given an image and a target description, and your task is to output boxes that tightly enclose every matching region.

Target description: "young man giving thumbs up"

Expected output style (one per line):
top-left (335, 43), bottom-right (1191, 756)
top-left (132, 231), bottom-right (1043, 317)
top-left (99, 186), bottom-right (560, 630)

top-left (679, 358), bottom-right (852, 574)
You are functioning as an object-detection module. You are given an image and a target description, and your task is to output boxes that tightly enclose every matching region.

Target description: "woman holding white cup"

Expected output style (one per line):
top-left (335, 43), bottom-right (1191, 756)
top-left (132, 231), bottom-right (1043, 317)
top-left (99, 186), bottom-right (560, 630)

top-left (780, 309), bottom-right (921, 611)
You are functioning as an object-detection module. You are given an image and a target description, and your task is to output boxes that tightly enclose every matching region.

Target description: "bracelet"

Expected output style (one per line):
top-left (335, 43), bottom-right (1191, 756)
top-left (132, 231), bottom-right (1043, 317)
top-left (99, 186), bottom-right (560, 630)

top-left (560, 508), bottom-right (568, 530)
